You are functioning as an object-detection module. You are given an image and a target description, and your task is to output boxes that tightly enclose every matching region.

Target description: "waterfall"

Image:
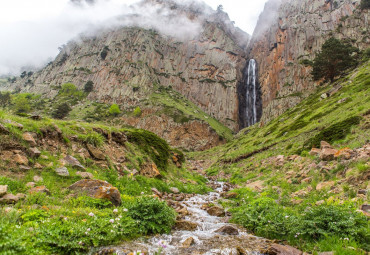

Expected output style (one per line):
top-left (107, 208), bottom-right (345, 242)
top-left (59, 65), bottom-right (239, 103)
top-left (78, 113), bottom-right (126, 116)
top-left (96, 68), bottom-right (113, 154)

top-left (246, 59), bottom-right (258, 126)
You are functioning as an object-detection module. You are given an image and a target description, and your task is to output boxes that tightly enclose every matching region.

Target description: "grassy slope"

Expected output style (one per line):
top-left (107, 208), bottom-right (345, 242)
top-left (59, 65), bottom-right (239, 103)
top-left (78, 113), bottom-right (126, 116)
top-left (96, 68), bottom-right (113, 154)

top-left (0, 111), bottom-right (210, 254)
top-left (190, 61), bottom-right (370, 253)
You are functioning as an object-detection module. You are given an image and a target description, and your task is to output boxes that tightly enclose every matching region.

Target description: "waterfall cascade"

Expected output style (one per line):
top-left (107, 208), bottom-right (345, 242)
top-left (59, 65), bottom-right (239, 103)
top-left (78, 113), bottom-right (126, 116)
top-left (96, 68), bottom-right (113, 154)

top-left (245, 59), bottom-right (258, 126)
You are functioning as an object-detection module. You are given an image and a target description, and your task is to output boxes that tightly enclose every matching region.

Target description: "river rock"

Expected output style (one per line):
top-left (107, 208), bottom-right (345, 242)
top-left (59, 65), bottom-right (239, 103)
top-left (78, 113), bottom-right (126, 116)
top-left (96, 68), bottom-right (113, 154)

top-left (174, 220), bottom-right (198, 231)
top-left (0, 185), bottom-right (8, 197)
top-left (170, 187), bottom-right (180, 194)
top-left (268, 244), bottom-right (303, 255)
top-left (207, 206), bottom-right (225, 217)
top-left (68, 179), bottom-right (121, 206)
top-left (55, 167), bottom-right (70, 176)
top-left (182, 237), bottom-right (195, 248)
top-left (222, 192), bottom-right (238, 199)
top-left (215, 225), bottom-right (239, 235)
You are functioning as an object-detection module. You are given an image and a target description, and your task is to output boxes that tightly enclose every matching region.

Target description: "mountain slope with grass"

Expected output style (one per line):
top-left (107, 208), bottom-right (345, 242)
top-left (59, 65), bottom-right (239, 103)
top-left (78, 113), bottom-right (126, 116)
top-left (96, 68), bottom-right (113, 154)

top-left (190, 60), bottom-right (370, 254)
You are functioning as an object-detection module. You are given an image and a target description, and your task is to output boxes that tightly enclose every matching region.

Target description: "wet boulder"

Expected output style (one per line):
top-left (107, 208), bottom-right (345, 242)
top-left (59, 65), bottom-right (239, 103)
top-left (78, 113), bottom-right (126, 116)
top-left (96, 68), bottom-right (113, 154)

top-left (182, 236), bottom-right (195, 248)
top-left (267, 244), bottom-right (303, 255)
top-left (207, 206), bottom-right (225, 217)
top-left (215, 225), bottom-right (239, 235)
top-left (68, 179), bottom-right (121, 206)
top-left (174, 220), bottom-right (198, 231)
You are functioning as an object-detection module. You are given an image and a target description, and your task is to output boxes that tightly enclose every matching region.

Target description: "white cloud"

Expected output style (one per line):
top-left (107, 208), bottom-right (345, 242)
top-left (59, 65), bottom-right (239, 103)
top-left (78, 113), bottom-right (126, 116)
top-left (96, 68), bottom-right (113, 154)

top-left (0, 0), bottom-right (269, 75)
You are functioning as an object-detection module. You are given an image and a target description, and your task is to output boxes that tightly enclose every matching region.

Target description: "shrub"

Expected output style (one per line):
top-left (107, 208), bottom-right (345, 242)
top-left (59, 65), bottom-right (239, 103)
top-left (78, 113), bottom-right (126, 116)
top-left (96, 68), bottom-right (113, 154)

top-left (13, 96), bottom-right (31, 114)
top-left (78, 132), bottom-right (105, 147)
top-left (100, 46), bottom-right (109, 60)
top-left (133, 106), bottom-right (142, 117)
top-left (108, 104), bottom-right (121, 116)
top-left (84, 80), bottom-right (94, 93)
top-left (0, 224), bottom-right (26, 255)
top-left (297, 205), bottom-right (368, 243)
top-left (0, 92), bottom-right (11, 106)
top-left (126, 196), bottom-right (176, 234)
top-left (125, 129), bottom-right (170, 170)
top-left (52, 103), bottom-right (72, 119)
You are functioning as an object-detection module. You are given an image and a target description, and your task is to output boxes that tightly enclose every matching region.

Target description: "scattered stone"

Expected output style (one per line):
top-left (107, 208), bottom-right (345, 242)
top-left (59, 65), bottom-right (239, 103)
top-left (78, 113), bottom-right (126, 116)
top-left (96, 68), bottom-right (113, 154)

top-left (26, 182), bottom-right (36, 188)
top-left (29, 115), bottom-right (42, 120)
top-left (246, 180), bottom-right (264, 192)
top-left (33, 176), bottom-right (43, 182)
top-left (62, 155), bottom-right (85, 170)
top-left (222, 192), bottom-right (238, 199)
top-left (0, 194), bottom-right (19, 204)
top-left (22, 132), bottom-right (37, 146)
top-left (174, 220), bottom-right (198, 231)
top-left (14, 154), bottom-right (29, 165)
top-left (320, 148), bottom-right (338, 161)
top-left (68, 179), bottom-right (121, 206)
top-left (0, 123), bottom-right (9, 134)
top-left (316, 181), bottom-right (335, 191)
top-left (309, 148), bottom-right (321, 156)
top-left (320, 141), bottom-right (332, 149)
top-left (319, 252), bottom-right (334, 255)
top-left (19, 165), bottom-right (31, 171)
top-left (334, 148), bottom-right (353, 160)
top-left (215, 225), bottom-right (239, 235)
top-left (140, 162), bottom-right (161, 178)
top-left (40, 155), bottom-right (49, 160)
top-left (358, 189), bottom-right (367, 195)
top-left (76, 171), bottom-right (93, 179)
top-left (86, 144), bottom-right (105, 160)
top-left (361, 204), bottom-right (370, 213)
top-left (34, 163), bottom-right (43, 169)
top-left (268, 244), bottom-right (303, 255)
top-left (207, 206), bottom-right (225, 217)
top-left (182, 237), bottom-right (195, 248)
top-left (315, 200), bottom-right (325, 206)
top-left (0, 185), bottom-right (8, 197)
top-left (29, 186), bottom-right (50, 195)
top-left (29, 147), bottom-right (41, 158)
top-left (170, 187), bottom-right (180, 194)
top-left (55, 167), bottom-right (70, 177)
top-left (151, 188), bottom-right (162, 198)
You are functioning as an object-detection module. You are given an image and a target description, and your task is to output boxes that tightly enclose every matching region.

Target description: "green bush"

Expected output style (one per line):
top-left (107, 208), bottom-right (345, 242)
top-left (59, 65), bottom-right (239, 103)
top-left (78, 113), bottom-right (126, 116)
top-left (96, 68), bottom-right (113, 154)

top-left (84, 81), bottom-right (94, 93)
top-left (78, 132), bottom-right (105, 147)
top-left (52, 102), bottom-right (72, 119)
top-left (13, 96), bottom-right (31, 114)
top-left (297, 205), bottom-right (368, 243)
top-left (126, 196), bottom-right (176, 235)
top-left (0, 176), bottom-right (25, 193)
top-left (133, 106), bottom-right (142, 117)
top-left (0, 224), bottom-right (26, 255)
top-left (69, 196), bottom-right (112, 209)
top-left (108, 104), bottom-right (121, 116)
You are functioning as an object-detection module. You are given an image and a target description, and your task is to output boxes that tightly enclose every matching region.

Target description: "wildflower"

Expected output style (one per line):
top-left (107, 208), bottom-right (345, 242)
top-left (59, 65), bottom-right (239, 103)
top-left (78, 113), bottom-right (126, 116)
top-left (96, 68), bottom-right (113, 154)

top-left (113, 209), bottom-right (118, 213)
top-left (87, 228), bottom-right (91, 232)
top-left (285, 215), bottom-right (289, 218)
top-left (78, 241), bottom-right (83, 245)
top-left (344, 237), bottom-right (349, 241)
top-left (119, 215), bottom-right (123, 218)
top-left (158, 240), bottom-right (167, 249)
top-left (141, 192), bottom-right (144, 195)
top-left (115, 218), bottom-right (120, 221)
top-left (85, 232), bottom-right (89, 235)
top-left (111, 230), bottom-right (114, 233)
top-left (123, 208), bottom-right (128, 212)
top-left (109, 219), bottom-right (115, 223)
top-left (88, 212), bottom-right (95, 217)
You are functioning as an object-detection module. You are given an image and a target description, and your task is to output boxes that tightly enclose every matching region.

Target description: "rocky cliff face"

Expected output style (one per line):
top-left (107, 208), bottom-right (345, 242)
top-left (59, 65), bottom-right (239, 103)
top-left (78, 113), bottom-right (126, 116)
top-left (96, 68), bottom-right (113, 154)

top-left (6, 2), bottom-right (249, 133)
top-left (248, 0), bottom-right (369, 124)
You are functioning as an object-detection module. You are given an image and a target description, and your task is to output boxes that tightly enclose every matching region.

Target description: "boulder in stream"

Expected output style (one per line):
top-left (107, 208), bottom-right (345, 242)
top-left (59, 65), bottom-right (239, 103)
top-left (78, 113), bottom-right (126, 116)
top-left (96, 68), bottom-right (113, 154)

top-left (215, 225), bottom-right (239, 235)
top-left (207, 206), bottom-right (225, 217)
top-left (267, 244), bottom-right (303, 255)
top-left (174, 220), bottom-right (198, 231)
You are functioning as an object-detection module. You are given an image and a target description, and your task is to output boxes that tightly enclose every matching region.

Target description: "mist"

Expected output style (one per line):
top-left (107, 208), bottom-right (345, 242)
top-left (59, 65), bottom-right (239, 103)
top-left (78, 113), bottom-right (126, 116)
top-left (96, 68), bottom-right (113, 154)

top-left (0, 0), bottom-right (212, 76)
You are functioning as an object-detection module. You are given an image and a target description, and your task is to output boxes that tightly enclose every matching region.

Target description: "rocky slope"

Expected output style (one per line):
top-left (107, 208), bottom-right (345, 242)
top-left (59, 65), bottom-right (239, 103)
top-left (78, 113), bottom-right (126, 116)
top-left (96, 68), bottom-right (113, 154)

top-left (248, 0), bottom-right (369, 124)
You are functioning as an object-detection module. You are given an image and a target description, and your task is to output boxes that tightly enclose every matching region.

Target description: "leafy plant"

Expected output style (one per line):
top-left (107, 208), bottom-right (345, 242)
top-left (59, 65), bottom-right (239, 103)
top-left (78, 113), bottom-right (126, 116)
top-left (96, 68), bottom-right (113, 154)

top-left (108, 104), bottom-right (121, 116)
top-left (126, 197), bottom-right (176, 235)
top-left (52, 102), bottom-right (72, 119)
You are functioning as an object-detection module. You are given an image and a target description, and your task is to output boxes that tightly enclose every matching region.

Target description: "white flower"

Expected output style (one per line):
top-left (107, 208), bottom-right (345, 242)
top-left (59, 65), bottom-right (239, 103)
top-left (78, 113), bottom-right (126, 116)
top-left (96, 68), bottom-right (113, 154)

top-left (109, 219), bottom-right (115, 223)
top-left (87, 228), bottom-right (91, 232)
top-left (78, 241), bottom-right (83, 245)
top-left (285, 215), bottom-right (289, 218)
top-left (113, 209), bottom-right (118, 213)
top-left (115, 218), bottom-right (120, 221)
top-left (111, 230), bottom-right (114, 233)
top-left (119, 215), bottom-right (123, 218)
top-left (85, 232), bottom-right (89, 235)
top-left (88, 212), bottom-right (95, 217)
top-left (141, 192), bottom-right (144, 195)
top-left (123, 208), bottom-right (128, 212)
top-left (344, 237), bottom-right (349, 241)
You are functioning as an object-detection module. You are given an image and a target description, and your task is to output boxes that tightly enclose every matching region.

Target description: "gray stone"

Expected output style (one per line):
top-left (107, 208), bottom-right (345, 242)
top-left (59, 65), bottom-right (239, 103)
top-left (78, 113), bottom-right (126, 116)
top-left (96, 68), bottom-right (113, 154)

top-left (63, 155), bottom-right (85, 170)
top-left (170, 187), bottom-right (180, 194)
top-left (0, 185), bottom-right (8, 197)
top-left (76, 171), bottom-right (93, 179)
top-left (55, 167), bottom-right (70, 176)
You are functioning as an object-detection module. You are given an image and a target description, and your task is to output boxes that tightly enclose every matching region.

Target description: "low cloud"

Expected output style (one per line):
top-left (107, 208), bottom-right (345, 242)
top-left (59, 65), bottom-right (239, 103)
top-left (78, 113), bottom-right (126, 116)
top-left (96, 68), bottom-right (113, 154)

top-left (0, 0), bottom-right (213, 76)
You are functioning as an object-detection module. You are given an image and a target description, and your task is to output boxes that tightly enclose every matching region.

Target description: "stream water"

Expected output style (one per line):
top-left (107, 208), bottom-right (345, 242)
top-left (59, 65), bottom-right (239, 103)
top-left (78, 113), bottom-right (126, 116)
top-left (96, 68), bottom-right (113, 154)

top-left (93, 182), bottom-right (270, 255)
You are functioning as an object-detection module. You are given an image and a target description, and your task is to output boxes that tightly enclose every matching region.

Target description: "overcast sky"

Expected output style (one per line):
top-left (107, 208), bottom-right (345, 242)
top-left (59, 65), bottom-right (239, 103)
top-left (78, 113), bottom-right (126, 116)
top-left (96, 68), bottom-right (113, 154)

top-left (0, 0), bottom-right (269, 75)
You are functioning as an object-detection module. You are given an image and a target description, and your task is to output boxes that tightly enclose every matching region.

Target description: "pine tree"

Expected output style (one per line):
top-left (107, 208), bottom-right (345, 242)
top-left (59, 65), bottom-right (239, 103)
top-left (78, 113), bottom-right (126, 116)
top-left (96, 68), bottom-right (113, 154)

top-left (312, 38), bottom-right (358, 82)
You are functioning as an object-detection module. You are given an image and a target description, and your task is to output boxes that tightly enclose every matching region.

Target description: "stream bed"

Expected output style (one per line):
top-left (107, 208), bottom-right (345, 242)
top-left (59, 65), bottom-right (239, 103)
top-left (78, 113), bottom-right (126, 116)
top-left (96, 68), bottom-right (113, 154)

top-left (92, 182), bottom-right (270, 255)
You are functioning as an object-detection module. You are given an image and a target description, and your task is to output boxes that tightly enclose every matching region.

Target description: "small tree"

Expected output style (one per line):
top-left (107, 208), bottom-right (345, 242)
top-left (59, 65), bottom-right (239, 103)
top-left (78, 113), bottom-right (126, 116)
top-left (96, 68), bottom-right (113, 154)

top-left (0, 92), bottom-right (11, 106)
top-left (52, 103), bottom-right (71, 119)
top-left (13, 96), bottom-right (31, 114)
top-left (133, 106), bottom-right (142, 117)
top-left (108, 104), bottom-right (121, 116)
top-left (312, 37), bottom-right (358, 82)
top-left (84, 80), bottom-right (94, 93)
